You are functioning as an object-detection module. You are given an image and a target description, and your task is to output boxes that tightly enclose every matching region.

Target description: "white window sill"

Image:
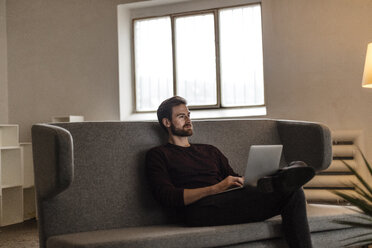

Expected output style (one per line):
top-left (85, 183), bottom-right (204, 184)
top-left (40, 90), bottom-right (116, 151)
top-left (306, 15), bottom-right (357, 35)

top-left (122, 106), bottom-right (267, 121)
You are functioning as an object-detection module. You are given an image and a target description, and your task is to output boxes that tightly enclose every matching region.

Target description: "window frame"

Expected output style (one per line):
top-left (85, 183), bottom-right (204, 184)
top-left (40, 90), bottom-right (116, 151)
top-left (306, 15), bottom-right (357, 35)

top-left (132, 2), bottom-right (265, 113)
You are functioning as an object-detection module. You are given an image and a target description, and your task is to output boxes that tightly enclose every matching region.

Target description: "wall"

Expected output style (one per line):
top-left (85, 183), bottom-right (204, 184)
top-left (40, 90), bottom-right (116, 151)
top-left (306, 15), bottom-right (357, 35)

top-left (6, 0), bottom-right (140, 141)
top-left (0, 0), bottom-right (8, 123)
top-left (262, 0), bottom-right (372, 158)
top-left (5, 0), bottom-right (372, 159)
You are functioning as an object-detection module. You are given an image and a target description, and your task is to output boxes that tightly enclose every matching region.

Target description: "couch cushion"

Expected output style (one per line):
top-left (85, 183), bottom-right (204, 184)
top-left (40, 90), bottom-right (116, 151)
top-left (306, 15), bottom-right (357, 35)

top-left (46, 204), bottom-right (359, 248)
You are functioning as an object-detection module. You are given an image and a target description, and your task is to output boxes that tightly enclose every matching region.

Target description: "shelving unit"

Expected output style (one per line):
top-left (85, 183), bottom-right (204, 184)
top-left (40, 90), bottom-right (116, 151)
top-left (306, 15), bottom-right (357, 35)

top-left (52, 115), bottom-right (84, 123)
top-left (1, 186), bottom-right (23, 226)
top-left (0, 125), bottom-right (19, 147)
top-left (1, 147), bottom-right (22, 187)
top-left (0, 125), bottom-right (35, 226)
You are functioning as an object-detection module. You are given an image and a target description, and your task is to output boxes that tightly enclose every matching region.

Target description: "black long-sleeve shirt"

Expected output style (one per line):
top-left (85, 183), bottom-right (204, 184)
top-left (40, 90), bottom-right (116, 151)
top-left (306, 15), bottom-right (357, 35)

top-left (145, 143), bottom-right (239, 208)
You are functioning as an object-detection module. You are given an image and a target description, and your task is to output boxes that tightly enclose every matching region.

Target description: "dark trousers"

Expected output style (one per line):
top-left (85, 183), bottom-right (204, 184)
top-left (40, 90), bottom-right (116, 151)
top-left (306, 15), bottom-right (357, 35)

top-left (185, 187), bottom-right (312, 248)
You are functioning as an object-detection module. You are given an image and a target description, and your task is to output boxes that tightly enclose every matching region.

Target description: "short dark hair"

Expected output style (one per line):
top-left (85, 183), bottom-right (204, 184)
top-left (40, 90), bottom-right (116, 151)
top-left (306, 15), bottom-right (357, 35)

top-left (157, 96), bottom-right (187, 133)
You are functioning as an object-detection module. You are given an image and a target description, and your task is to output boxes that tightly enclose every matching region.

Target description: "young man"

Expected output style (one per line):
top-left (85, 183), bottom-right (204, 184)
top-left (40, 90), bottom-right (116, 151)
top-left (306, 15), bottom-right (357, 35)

top-left (146, 96), bottom-right (315, 248)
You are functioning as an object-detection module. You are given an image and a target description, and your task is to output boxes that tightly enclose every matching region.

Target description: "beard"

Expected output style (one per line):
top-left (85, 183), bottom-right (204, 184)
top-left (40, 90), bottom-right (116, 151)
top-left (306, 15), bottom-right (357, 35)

top-left (170, 123), bottom-right (193, 137)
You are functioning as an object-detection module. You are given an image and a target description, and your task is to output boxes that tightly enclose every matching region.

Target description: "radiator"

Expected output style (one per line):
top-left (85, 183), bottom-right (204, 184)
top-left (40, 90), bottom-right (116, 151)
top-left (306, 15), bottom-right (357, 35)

top-left (304, 130), bottom-right (364, 204)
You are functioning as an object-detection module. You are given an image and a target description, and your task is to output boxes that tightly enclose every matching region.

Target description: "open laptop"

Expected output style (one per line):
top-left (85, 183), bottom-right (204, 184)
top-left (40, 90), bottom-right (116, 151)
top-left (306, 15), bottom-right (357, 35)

top-left (218, 145), bottom-right (283, 194)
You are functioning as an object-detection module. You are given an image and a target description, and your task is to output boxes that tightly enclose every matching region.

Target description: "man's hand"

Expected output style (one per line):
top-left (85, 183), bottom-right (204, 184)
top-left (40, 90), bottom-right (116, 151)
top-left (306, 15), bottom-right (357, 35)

top-left (183, 176), bottom-right (244, 206)
top-left (213, 176), bottom-right (244, 193)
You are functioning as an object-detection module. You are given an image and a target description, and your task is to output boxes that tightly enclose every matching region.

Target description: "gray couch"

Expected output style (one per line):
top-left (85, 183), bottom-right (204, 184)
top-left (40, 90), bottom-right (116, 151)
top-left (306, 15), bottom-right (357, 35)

top-left (31, 119), bottom-right (368, 248)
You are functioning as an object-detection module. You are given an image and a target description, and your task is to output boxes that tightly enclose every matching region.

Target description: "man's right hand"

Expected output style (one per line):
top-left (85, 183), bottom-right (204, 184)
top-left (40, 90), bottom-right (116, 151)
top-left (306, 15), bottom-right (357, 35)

top-left (213, 176), bottom-right (244, 193)
top-left (183, 176), bottom-right (244, 206)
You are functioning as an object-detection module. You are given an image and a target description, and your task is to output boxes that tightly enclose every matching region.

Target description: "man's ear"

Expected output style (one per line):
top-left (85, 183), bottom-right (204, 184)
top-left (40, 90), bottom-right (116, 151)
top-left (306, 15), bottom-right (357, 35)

top-left (162, 118), bottom-right (171, 128)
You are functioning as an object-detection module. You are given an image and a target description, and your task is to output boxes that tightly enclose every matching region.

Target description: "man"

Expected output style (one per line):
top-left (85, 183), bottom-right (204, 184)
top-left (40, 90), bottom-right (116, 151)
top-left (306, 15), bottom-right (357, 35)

top-left (146, 96), bottom-right (315, 248)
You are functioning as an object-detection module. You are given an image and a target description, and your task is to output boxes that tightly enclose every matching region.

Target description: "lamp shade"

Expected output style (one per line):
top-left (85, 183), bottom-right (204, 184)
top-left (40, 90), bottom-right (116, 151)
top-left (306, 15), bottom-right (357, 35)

top-left (362, 42), bottom-right (372, 88)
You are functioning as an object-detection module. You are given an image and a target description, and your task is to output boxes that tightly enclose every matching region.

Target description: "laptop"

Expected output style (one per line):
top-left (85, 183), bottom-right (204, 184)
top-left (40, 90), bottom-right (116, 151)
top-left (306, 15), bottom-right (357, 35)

top-left (218, 145), bottom-right (283, 194)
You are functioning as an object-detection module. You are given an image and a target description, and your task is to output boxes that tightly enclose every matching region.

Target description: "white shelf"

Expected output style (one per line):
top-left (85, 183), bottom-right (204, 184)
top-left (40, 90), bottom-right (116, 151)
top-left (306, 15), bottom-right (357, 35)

top-left (0, 146), bottom-right (22, 150)
top-left (0, 125), bottom-right (19, 147)
top-left (1, 184), bottom-right (23, 189)
top-left (1, 148), bottom-right (22, 187)
top-left (0, 124), bottom-right (35, 226)
top-left (1, 186), bottom-right (23, 226)
top-left (52, 115), bottom-right (84, 123)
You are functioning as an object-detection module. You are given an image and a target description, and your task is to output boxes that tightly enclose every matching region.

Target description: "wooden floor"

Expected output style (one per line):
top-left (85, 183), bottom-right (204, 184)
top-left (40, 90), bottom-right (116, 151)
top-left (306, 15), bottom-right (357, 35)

top-left (0, 219), bottom-right (39, 248)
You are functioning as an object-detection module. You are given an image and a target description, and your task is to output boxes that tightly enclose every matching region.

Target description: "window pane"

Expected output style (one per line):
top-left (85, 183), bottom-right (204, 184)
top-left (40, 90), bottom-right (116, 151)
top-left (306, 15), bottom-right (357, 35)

top-left (219, 5), bottom-right (264, 107)
top-left (134, 17), bottom-right (173, 111)
top-left (175, 14), bottom-right (217, 106)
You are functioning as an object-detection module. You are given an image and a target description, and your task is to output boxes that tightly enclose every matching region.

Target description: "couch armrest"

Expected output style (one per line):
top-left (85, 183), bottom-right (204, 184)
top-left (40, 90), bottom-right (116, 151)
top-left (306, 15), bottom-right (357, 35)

top-left (31, 124), bottom-right (74, 199)
top-left (277, 120), bottom-right (332, 172)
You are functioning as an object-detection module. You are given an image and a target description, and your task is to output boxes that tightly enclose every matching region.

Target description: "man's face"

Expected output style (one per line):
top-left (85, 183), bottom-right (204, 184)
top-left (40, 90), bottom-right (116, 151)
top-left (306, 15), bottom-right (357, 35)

top-left (169, 104), bottom-right (193, 137)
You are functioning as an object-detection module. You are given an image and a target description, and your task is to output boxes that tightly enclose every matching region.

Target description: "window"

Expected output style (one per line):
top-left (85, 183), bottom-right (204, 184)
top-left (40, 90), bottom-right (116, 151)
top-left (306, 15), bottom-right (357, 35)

top-left (134, 17), bottom-right (173, 111)
top-left (133, 4), bottom-right (264, 112)
top-left (175, 13), bottom-right (217, 107)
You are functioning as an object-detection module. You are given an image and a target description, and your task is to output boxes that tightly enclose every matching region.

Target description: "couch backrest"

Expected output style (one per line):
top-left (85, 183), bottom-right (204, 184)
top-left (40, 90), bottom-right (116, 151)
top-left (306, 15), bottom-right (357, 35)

top-left (32, 119), bottom-right (286, 244)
